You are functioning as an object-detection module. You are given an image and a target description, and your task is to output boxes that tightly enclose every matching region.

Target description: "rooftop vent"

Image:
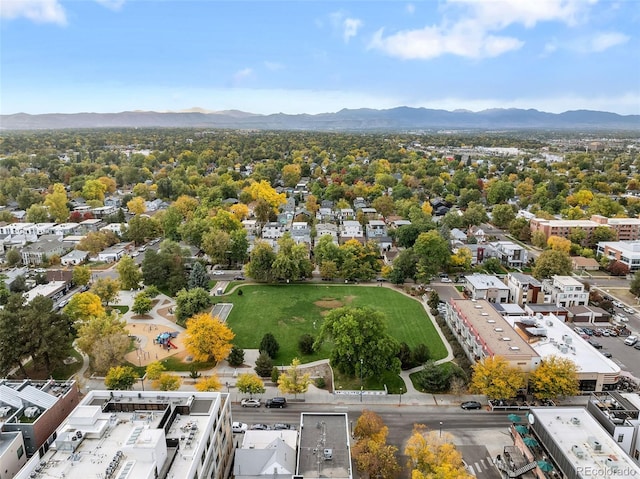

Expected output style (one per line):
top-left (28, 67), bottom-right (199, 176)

top-left (487, 319), bottom-right (496, 323)
top-left (570, 417), bottom-right (581, 425)
top-left (502, 337), bottom-right (511, 341)
top-left (510, 346), bottom-right (520, 351)
top-left (495, 328), bottom-right (504, 332)
top-left (572, 445), bottom-right (585, 459)
top-left (481, 312), bottom-right (489, 316)
top-left (587, 437), bottom-right (602, 452)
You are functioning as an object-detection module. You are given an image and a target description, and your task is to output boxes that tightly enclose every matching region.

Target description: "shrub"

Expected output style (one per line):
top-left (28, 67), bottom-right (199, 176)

top-left (237, 289), bottom-right (243, 296)
top-left (271, 366), bottom-right (280, 383)
top-left (259, 333), bottom-right (280, 359)
top-left (315, 377), bottom-right (326, 389)
top-left (227, 346), bottom-right (245, 367)
top-left (254, 351), bottom-right (274, 377)
top-left (411, 343), bottom-right (430, 365)
top-left (298, 333), bottom-right (315, 355)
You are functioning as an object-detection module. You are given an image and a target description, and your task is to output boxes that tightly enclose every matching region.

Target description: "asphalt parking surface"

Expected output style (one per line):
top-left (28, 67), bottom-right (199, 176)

top-left (589, 334), bottom-right (640, 378)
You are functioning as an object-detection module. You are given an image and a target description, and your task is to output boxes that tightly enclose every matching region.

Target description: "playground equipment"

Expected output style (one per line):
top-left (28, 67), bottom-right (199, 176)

top-left (155, 332), bottom-right (179, 350)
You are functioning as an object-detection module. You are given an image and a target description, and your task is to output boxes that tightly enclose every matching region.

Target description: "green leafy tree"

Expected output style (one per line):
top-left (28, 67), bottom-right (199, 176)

top-left (105, 366), bottom-right (137, 390)
top-left (314, 306), bottom-right (400, 378)
top-left (132, 292), bottom-right (153, 315)
top-left (277, 358), bottom-right (312, 398)
top-left (91, 277), bottom-right (121, 305)
top-left (491, 204), bottom-right (516, 229)
top-left (246, 240), bottom-right (276, 282)
top-left (5, 248), bottom-right (21, 267)
top-left (272, 233), bottom-right (313, 281)
top-left (254, 351), bottom-right (274, 377)
top-left (259, 333), bottom-right (280, 359)
top-left (487, 180), bottom-right (515, 204)
top-left (414, 360), bottom-right (463, 393)
top-left (201, 229), bottom-right (231, 265)
top-left (236, 373), bottom-right (266, 396)
top-left (533, 249), bottom-right (573, 280)
top-left (116, 255), bottom-right (142, 290)
top-left (26, 204), bottom-right (49, 223)
top-left (414, 230), bottom-right (450, 281)
top-left (174, 288), bottom-right (212, 326)
top-left (227, 346), bottom-right (245, 367)
top-left (630, 270), bottom-right (640, 297)
top-left (72, 265), bottom-right (91, 286)
top-left (389, 248), bottom-right (417, 284)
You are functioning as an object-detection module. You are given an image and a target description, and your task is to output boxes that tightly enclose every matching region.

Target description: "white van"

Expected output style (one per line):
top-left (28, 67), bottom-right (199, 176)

top-left (624, 336), bottom-right (637, 346)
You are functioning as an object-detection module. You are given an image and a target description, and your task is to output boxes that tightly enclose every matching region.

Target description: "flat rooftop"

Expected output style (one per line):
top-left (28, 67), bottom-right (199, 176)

top-left (16, 390), bottom-right (227, 479)
top-left (297, 413), bottom-right (352, 479)
top-left (504, 314), bottom-right (620, 378)
top-left (530, 408), bottom-right (640, 479)
top-left (23, 281), bottom-right (66, 303)
top-left (452, 299), bottom-right (538, 360)
top-left (465, 274), bottom-right (509, 290)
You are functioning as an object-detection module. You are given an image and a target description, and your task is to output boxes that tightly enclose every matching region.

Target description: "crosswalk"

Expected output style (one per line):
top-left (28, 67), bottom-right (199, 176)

top-left (466, 456), bottom-right (497, 476)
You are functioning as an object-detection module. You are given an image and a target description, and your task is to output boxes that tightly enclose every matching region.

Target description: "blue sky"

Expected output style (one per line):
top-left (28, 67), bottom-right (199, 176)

top-left (1, 0), bottom-right (638, 115)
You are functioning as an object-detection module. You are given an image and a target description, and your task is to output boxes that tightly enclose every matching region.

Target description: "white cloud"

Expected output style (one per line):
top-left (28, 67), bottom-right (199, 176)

top-left (330, 10), bottom-right (363, 43)
top-left (369, 0), bottom-right (598, 60)
top-left (0, 0), bottom-right (67, 25)
top-left (405, 3), bottom-right (415, 15)
top-left (369, 21), bottom-right (523, 60)
top-left (95, 0), bottom-right (126, 12)
top-left (588, 31), bottom-right (629, 52)
top-left (232, 68), bottom-right (253, 84)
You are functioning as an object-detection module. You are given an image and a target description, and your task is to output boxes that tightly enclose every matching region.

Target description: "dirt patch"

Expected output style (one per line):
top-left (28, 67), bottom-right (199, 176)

top-left (314, 299), bottom-right (343, 309)
top-left (131, 314), bottom-right (153, 320)
top-left (157, 305), bottom-right (177, 322)
top-left (343, 295), bottom-right (356, 304)
top-left (300, 362), bottom-right (333, 392)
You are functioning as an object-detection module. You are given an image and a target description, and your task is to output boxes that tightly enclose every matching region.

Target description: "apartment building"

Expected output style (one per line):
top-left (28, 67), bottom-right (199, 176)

top-left (597, 241), bottom-right (640, 271)
top-left (543, 275), bottom-right (588, 308)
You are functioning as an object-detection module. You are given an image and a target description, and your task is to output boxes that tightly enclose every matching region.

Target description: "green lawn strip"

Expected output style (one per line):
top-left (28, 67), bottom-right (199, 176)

top-left (110, 305), bottom-right (129, 314)
top-left (333, 369), bottom-right (405, 394)
top-left (217, 284), bottom-right (447, 365)
top-left (159, 356), bottom-right (216, 372)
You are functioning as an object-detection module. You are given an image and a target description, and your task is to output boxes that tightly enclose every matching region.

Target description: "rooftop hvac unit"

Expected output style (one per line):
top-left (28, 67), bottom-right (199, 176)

top-left (560, 345), bottom-right (568, 354)
top-left (546, 320), bottom-right (554, 326)
top-left (24, 406), bottom-right (41, 419)
top-left (571, 445), bottom-right (585, 459)
top-left (570, 417), bottom-right (581, 425)
top-left (587, 437), bottom-right (602, 451)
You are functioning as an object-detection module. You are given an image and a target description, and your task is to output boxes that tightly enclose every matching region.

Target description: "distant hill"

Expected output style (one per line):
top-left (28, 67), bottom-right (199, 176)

top-left (1, 107), bottom-right (638, 131)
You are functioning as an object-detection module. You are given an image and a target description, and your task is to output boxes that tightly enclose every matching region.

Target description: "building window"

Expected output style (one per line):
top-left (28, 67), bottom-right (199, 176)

top-left (617, 434), bottom-right (624, 443)
top-left (17, 445), bottom-right (24, 459)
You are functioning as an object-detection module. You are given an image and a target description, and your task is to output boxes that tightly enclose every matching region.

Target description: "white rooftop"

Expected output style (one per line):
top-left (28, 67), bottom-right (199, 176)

top-left (552, 275), bottom-right (584, 287)
top-left (241, 430), bottom-right (298, 450)
top-left (15, 390), bottom-right (228, 479)
top-left (465, 274), bottom-right (509, 290)
top-left (530, 408), bottom-right (640, 479)
top-left (505, 314), bottom-right (620, 377)
top-left (23, 281), bottom-right (66, 303)
top-left (598, 241), bottom-right (640, 253)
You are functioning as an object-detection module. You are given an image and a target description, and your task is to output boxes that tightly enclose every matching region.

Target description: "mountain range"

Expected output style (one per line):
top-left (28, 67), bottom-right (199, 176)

top-left (1, 107), bottom-right (638, 131)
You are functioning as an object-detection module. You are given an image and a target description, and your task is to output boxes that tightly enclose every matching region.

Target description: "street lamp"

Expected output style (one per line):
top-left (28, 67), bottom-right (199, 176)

top-left (399, 387), bottom-right (403, 406)
top-left (359, 358), bottom-right (363, 403)
top-left (439, 421), bottom-right (443, 438)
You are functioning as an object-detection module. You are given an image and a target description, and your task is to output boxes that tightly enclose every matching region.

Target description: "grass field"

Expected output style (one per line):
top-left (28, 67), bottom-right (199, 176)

top-left (215, 284), bottom-right (447, 365)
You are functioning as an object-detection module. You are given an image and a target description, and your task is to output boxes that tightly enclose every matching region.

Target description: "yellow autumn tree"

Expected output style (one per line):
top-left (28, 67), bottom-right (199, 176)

top-left (470, 356), bottom-right (526, 400)
top-left (230, 203), bottom-right (249, 221)
top-left (352, 410), bottom-right (401, 479)
top-left (547, 235), bottom-right (572, 254)
top-left (529, 355), bottom-right (579, 400)
top-left (277, 358), bottom-right (311, 398)
top-left (422, 201), bottom-right (433, 216)
top-left (82, 179), bottom-right (107, 202)
top-left (183, 313), bottom-right (235, 363)
top-left (145, 361), bottom-right (166, 380)
top-left (195, 375), bottom-right (222, 392)
top-left (173, 195), bottom-right (199, 219)
top-left (63, 292), bottom-right (105, 323)
top-left (44, 183), bottom-right (70, 222)
top-left (127, 196), bottom-right (146, 215)
top-left (405, 425), bottom-right (471, 479)
top-left (153, 373), bottom-right (182, 391)
top-left (244, 180), bottom-right (286, 211)
top-left (236, 373), bottom-right (266, 396)
top-left (567, 189), bottom-right (594, 207)
top-left (282, 163), bottom-right (302, 187)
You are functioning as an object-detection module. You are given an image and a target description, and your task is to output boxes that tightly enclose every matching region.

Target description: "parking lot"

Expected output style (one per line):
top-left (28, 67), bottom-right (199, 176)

top-left (589, 334), bottom-right (640, 379)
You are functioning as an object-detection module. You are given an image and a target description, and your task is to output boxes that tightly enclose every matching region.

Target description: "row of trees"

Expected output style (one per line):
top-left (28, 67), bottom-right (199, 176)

top-left (470, 355), bottom-right (579, 400)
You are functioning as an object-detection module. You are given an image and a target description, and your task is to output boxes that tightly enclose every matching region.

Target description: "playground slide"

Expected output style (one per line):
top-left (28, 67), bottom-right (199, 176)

top-left (167, 339), bottom-right (178, 349)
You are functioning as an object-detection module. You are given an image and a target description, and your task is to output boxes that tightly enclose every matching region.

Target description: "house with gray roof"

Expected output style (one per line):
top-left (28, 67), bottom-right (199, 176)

top-left (20, 236), bottom-right (70, 266)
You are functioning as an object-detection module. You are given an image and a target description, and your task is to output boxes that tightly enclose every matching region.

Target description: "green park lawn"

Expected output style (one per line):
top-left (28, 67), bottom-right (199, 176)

top-left (214, 284), bottom-right (447, 366)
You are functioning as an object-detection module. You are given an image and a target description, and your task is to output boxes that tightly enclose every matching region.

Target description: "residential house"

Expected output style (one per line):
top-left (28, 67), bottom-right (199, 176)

top-left (100, 223), bottom-right (125, 236)
top-left (450, 228), bottom-right (468, 243)
top-left (566, 305), bottom-right (611, 324)
top-left (571, 256), bottom-right (600, 271)
top-left (315, 223), bottom-right (339, 244)
top-left (463, 274), bottom-right (510, 303)
top-left (338, 208), bottom-right (355, 220)
top-left (365, 220), bottom-right (387, 239)
top-left (543, 275), bottom-right (588, 308)
top-left (353, 197), bottom-right (367, 210)
top-left (290, 221), bottom-right (311, 245)
top-left (21, 236), bottom-right (70, 266)
top-left (261, 222), bottom-right (284, 240)
top-left (505, 272), bottom-right (544, 306)
top-left (51, 223), bottom-right (80, 237)
top-left (340, 221), bottom-right (364, 241)
top-left (97, 243), bottom-right (129, 263)
top-left (234, 432), bottom-right (297, 479)
top-left (60, 249), bottom-right (89, 266)
top-left (77, 218), bottom-right (104, 234)
top-left (103, 196), bottom-right (122, 207)
top-left (487, 241), bottom-right (527, 268)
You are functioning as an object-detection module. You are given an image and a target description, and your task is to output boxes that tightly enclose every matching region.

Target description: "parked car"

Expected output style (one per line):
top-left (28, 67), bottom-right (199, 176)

top-left (272, 423), bottom-right (295, 430)
top-left (624, 307), bottom-right (635, 314)
top-left (233, 275), bottom-right (245, 280)
top-left (634, 343), bottom-right (640, 350)
top-left (617, 315), bottom-right (629, 322)
top-left (240, 398), bottom-right (261, 408)
top-left (613, 301), bottom-right (624, 308)
top-left (609, 330), bottom-right (618, 337)
top-left (602, 352), bottom-right (613, 358)
top-left (249, 424), bottom-right (269, 431)
top-left (588, 340), bottom-right (603, 349)
top-left (232, 422), bottom-right (248, 433)
top-left (574, 327), bottom-right (585, 335)
top-left (624, 336), bottom-right (638, 346)
top-left (460, 401), bottom-right (482, 410)
top-left (213, 271), bottom-right (224, 276)
top-left (265, 397), bottom-right (287, 408)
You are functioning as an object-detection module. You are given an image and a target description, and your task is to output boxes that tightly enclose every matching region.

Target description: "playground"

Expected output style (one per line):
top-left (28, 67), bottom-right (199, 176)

top-left (124, 323), bottom-right (186, 366)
